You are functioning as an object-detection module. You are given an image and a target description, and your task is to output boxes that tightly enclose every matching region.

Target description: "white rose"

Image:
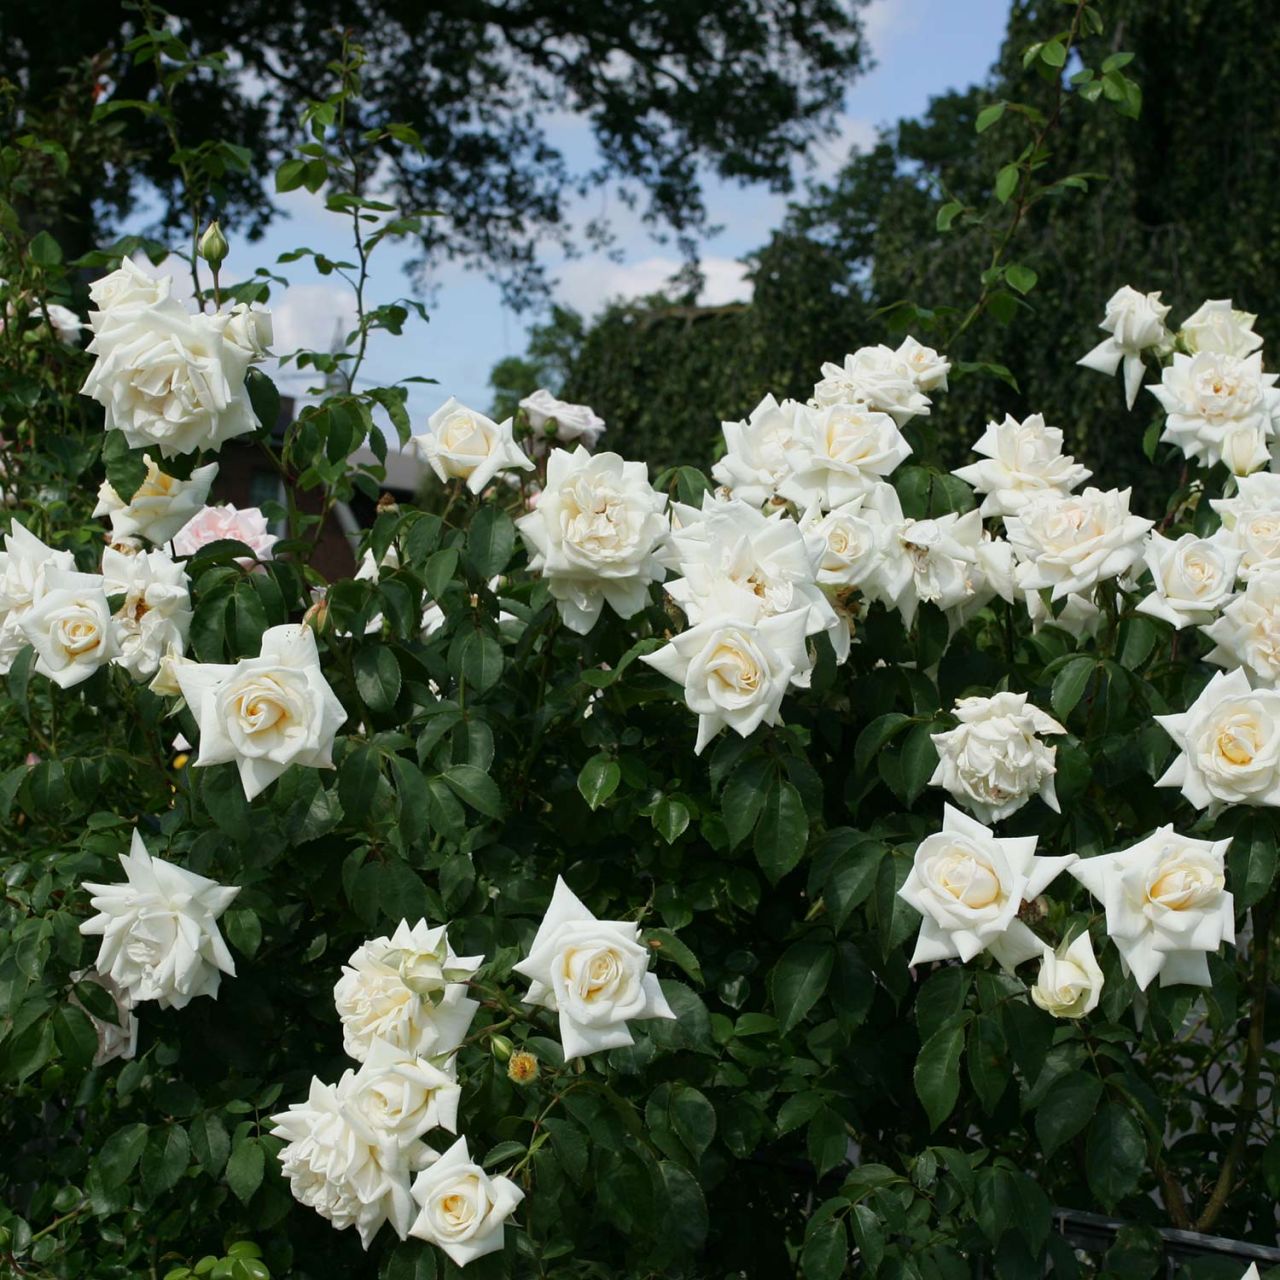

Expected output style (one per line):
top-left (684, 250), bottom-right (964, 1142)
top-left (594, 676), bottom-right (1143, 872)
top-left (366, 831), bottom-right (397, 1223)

top-left (712, 394), bottom-right (815, 507)
top-left (408, 1136), bottom-right (524, 1265)
top-left (776, 403), bottom-right (911, 510)
top-left (1211, 472), bottom-right (1280, 578)
top-left (1135, 532), bottom-right (1240, 629)
top-left (516, 446), bottom-right (668, 634)
top-left (334, 919), bottom-right (483, 1063)
top-left (45, 303), bottom-right (84, 345)
top-left (519, 387), bottom-right (605, 449)
top-left (642, 610), bottom-right (810, 753)
top-left (80, 294), bottom-right (263, 457)
top-left (1180, 299), bottom-right (1263, 359)
top-left (1024, 588), bottom-right (1102, 640)
top-left (1078, 285), bottom-right (1172, 408)
top-left (346, 1036), bottom-right (462, 1144)
top-left (223, 303), bottom-right (274, 360)
top-left (951, 413), bottom-right (1091, 517)
top-left (102, 546), bottom-right (192, 681)
top-left (813, 344), bottom-right (933, 426)
top-left (898, 804), bottom-right (1075, 969)
top-left (176, 623), bottom-right (347, 801)
top-left (87, 257), bottom-right (173, 333)
top-left (949, 535), bottom-right (1020, 629)
top-left (409, 397), bottom-right (533, 494)
top-left (271, 1076), bottom-right (428, 1249)
top-left (68, 968), bottom-right (139, 1066)
top-left (19, 567), bottom-right (119, 689)
top-left (148, 643), bottom-right (194, 697)
top-left (895, 335), bottom-right (950, 392)
top-left (79, 829), bottom-right (238, 1009)
top-left (93, 456), bottom-right (219, 545)
top-left (1156, 667), bottom-right (1280, 811)
top-left (514, 876), bottom-right (675, 1058)
top-left (929, 691), bottom-right (1064, 823)
top-left (1006, 487), bottom-right (1152, 600)
top-left (1149, 351), bottom-right (1280, 472)
top-left (1070, 827), bottom-right (1234, 989)
top-left (0, 519), bottom-right (75, 673)
top-left (1203, 568), bottom-right (1280, 683)
top-left (864, 487), bottom-right (984, 627)
top-left (797, 499), bottom-right (883, 589)
top-left (663, 495), bottom-right (840, 666)
top-left (1030, 932), bottom-right (1104, 1018)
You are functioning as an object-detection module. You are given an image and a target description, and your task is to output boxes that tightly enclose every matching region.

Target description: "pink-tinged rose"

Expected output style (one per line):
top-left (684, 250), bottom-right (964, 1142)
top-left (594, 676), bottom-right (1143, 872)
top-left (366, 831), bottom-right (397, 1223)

top-left (173, 504), bottom-right (278, 568)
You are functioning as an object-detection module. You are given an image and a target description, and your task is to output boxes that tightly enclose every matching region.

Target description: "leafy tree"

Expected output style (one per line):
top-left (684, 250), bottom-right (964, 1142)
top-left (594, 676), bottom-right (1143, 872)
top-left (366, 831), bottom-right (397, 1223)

top-left (0, 0), bottom-right (872, 301)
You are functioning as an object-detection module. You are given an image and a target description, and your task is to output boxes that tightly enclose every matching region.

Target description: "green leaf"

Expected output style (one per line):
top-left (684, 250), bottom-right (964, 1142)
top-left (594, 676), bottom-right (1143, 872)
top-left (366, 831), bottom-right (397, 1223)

top-left (424, 547), bottom-right (459, 599)
top-left (855, 713), bottom-right (912, 775)
top-left (578, 754), bottom-right (621, 811)
top-left (142, 1126), bottom-right (191, 1198)
top-left (802, 1216), bottom-right (848, 1280)
top-left (965, 1013), bottom-right (1008, 1114)
top-left (380, 1242), bottom-right (438, 1280)
top-left (975, 102), bottom-right (1006, 133)
top-left (51, 1004), bottom-right (98, 1071)
top-left (102, 430), bottom-right (148, 503)
top-left (339, 745), bottom-right (383, 820)
top-left (275, 158), bottom-right (307, 192)
top-left (936, 200), bottom-right (964, 232)
top-left (916, 966), bottom-right (971, 1044)
top-left (900, 722), bottom-right (938, 806)
top-left (914, 1019), bottom-right (966, 1130)
top-left (1040, 38), bottom-right (1067, 67)
top-left (722, 757), bottom-right (771, 848)
top-left (850, 1205), bottom-right (884, 1272)
top-left (669, 1084), bottom-right (717, 1160)
top-left (465, 507), bottom-right (516, 578)
top-left (97, 1122), bottom-right (149, 1185)
top-left (190, 1113), bottom-right (230, 1176)
top-left (1051, 655), bottom-right (1095, 720)
top-left (226, 1135), bottom-right (266, 1204)
top-left (455, 629), bottom-right (503, 692)
top-left (388, 754), bottom-right (431, 847)
top-left (754, 778), bottom-right (809, 882)
top-left (653, 796), bottom-right (690, 844)
top-left (441, 763), bottom-right (502, 819)
top-left (659, 1161), bottom-right (709, 1251)
top-left (994, 163), bottom-right (1019, 204)
top-left (1006, 263), bottom-right (1038, 295)
top-left (771, 941), bottom-right (834, 1034)
top-left (245, 368), bottom-right (280, 431)
top-left (644, 928), bottom-right (704, 986)
top-left (1230, 814), bottom-right (1278, 907)
top-left (1036, 1070), bottom-right (1103, 1156)
top-left (224, 908), bottom-right (262, 959)
top-left (355, 645), bottom-right (402, 714)
top-left (29, 229), bottom-right (63, 266)
top-left (1086, 1103), bottom-right (1146, 1209)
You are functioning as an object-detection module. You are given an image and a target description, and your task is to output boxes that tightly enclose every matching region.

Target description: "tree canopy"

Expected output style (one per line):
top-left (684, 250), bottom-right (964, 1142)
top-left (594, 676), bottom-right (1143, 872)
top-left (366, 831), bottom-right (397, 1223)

top-left (0, 0), bottom-right (871, 302)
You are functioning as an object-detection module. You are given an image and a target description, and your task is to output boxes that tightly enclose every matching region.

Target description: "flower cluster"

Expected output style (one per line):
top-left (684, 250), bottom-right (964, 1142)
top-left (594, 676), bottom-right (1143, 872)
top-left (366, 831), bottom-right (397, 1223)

top-left (275, 881), bottom-right (673, 1261)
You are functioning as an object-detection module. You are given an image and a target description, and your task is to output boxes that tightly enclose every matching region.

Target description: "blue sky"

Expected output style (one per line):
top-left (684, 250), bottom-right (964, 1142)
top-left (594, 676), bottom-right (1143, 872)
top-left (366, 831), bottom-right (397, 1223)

top-left (214, 0), bottom-right (1011, 420)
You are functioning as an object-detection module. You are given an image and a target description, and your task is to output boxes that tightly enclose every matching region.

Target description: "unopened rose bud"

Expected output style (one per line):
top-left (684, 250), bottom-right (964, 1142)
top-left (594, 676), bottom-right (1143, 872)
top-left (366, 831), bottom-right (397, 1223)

top-left (302, 594), bottom-right (330, 635)
top-left (489, 1033), bottom-right (513, 1062)
top-left (376, 492), bottom-right (399, 514)
top-left (198, 220), bottom-right (229, 270)
top-left (506, 1050), bottom-right (538, 1084)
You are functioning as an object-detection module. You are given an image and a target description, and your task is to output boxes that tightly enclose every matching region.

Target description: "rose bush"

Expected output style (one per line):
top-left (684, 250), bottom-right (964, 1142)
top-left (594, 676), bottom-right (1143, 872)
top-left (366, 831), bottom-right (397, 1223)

top-left (2, 13), bottom-right (1280, 1280)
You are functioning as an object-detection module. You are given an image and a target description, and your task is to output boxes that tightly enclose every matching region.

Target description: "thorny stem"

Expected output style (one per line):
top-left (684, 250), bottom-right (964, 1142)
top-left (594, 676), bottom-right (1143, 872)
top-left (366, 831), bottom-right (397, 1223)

top-left (945, 0), bottom-right (1089, 349)
top-left (1192, 895), bottom-right (1274, 1232)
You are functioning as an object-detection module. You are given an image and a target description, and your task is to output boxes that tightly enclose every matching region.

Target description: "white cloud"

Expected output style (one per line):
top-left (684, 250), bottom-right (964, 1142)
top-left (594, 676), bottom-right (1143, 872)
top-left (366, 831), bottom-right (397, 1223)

top-left (861, 0), bottom-right (917, 49)
top-left (554, 254), bottom-right (751, 318)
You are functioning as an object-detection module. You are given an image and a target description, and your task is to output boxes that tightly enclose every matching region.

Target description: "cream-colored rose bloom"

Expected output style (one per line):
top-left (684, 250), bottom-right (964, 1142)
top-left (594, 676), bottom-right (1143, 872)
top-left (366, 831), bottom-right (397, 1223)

top-left (1210, 472), bottom-right (1280, 578)
top-left (1031, 931), bottom-right (1104, 1018)
top-left (176, 623), bottom-right (347, 800)
top-left (1006, 487), bottom-right (1152, 600)
top-left (19, 567), bottom-right (119, 689)
top-left (87, 257), bottom-right (172, 334)
top-left (712, 394), bottom-right (816, 507)
top-left (896, 335), bottom-right (950, 392)
top-left (898, 805), bottom-right (1075, 969)
top-left (1156, 667), bottom-right (1280, 811)
top-left (1203, 569), bottom-right (1280, 684)
top-left (1136, 531), bottom-right (1240, 629)
top-left (345, 1036), bottom-right (461, 1144)
top-left (929, 691), bottom-right (1064, 823)
top-left (94, 456), bottom-right (218, 544)
top-left (80, 293), bottom-right (265, 457)
top-left (0, 520), bottom-right (76, 674)
top-left (1149, 350), bottom-right (1280, 472)
top-left (1078, 285), bottom-right (1172, 408)
top-left (514, 877), bottom-right (674, 1059)
top-left (519, 387), bottom-right (605, 449)
top-left (1071, 828), bottom-right (1234, 989)
top-left (517, 445), bottom-right (668, 633)
top-left (813, 343), bottom-right (933, 426)
top-left (777, 403), bottom-right (912, 510)
top-left (409, 397), bottom-right (532, 494)
top-left (952, 413), bottom-right (1091, 517)
top-left (334, 920), bottom-right (483, 1063)
top-left (408, 1137), bottom-right (524, 1265)
top-left (1180, 298), bottom-right (1263, 358)
top-left (101, 546), bottom-right (192, 681)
